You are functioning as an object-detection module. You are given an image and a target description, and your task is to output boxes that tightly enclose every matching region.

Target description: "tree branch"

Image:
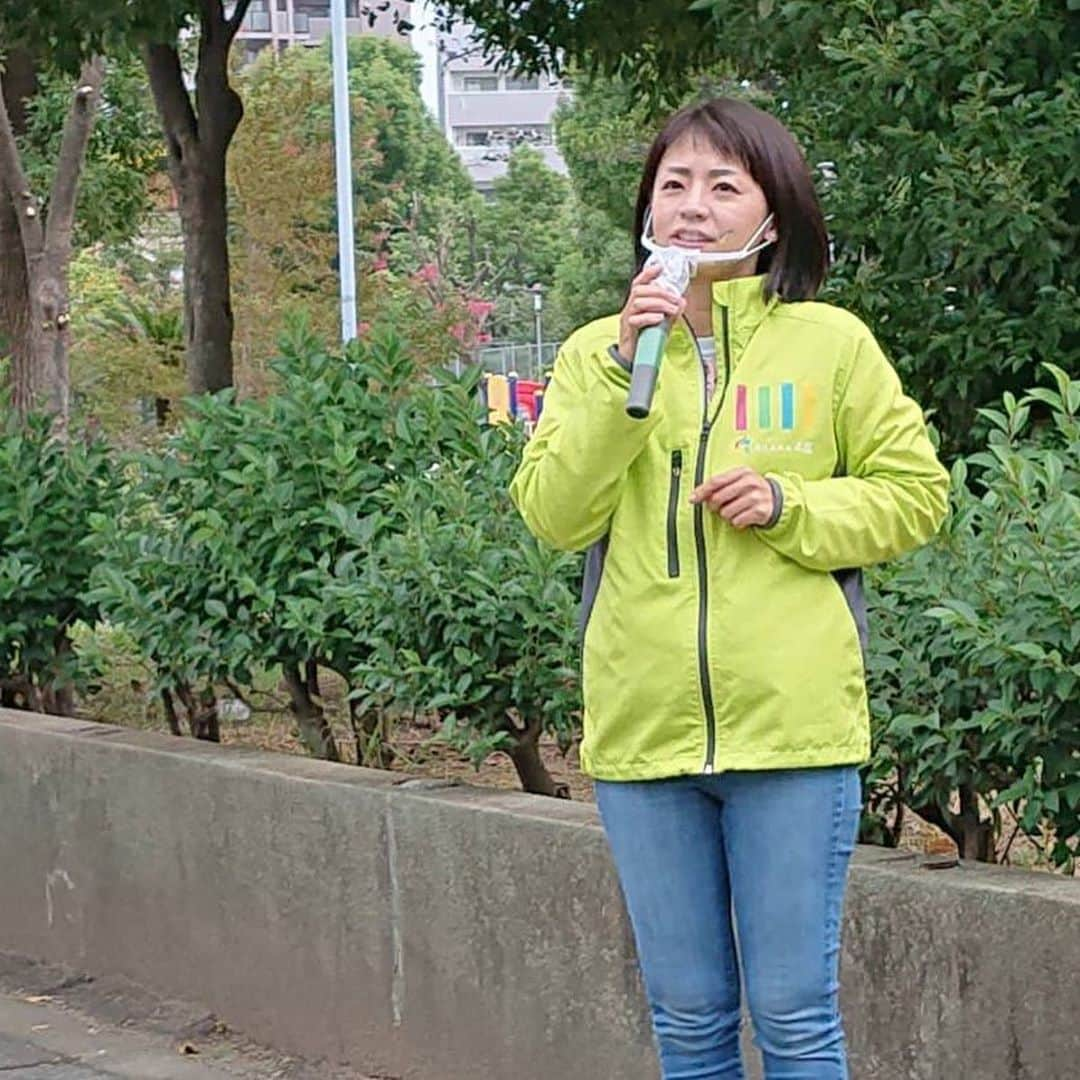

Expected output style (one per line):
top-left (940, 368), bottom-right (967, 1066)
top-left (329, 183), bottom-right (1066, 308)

top-left (0, 69), bottom-right (45, 259)
top-left (1, 48), bottom-right (39, 135)
top-left (911, 798), bottom-right (961, 851)
top-left (224, 0), bottom-right (255, 43)
top-left (143, 42), bottom-right (199, 169)
top-left (194, 1), bottom-right (247, 150)
top-left (44, 57), bottom-right (105, 259)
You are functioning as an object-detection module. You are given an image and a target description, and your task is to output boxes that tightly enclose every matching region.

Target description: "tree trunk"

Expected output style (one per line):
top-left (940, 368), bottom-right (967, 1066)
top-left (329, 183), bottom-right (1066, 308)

top-left (161, 687), bottom-right (184, 736)
top-left (914, 785), bottom-right (996, 863)
top-left (349, 698), bottom-right (391, 770)
top-left (176, 681), bottom-right (220, 742)
top-left (0, 192), bottom-right (34, 411)
top-left (22, 253), bottom-right (71, 423)
top-left (178, 154), bottom-right (235, 393)
top-left (283, 664), bottom-right (341, 761)
top-left (506, 715), bottom-right (570, 799)
top-left (39, 630), bottom-right (76, 717)
top-left (0, 50), bottom-right (38, 413)
top-left (956, 783), bottom-right (996, 863)
top-left (305, 659), bottom-right (321, 699)
top-left (0, 55), bottom-right (104, 427)
top-left (143, 2), bottom-right (253, 396)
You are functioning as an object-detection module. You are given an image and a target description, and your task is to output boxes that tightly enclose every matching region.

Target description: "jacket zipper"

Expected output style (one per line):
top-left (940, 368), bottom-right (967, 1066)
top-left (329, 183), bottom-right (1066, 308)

top-left (683, 307), bottom-right (732, 774)
top-left (666, 451), bottom-right (682, 578)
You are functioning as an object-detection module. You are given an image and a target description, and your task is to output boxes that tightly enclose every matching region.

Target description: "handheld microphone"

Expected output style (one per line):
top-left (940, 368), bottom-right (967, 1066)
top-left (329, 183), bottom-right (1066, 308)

top-left (625, 247), bottom-right (693, 420)
top-left (625, 214), bottom-right (770, 420)
top-left (625, 322), bottom-right (671, 419)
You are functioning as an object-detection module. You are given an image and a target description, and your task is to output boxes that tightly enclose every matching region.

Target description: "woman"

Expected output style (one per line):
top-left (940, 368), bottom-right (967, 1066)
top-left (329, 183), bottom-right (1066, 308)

top-left (509, 97), bottom-right (949, 1079)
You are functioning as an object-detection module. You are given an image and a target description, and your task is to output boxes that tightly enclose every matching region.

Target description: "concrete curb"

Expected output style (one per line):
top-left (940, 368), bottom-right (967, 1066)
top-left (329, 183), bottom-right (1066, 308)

top-left (2, 710), bottom-right (1078, 1079)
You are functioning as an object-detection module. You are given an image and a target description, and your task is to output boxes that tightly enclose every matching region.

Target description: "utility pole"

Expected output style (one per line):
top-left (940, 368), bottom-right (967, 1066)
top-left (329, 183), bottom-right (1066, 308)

top-left (330, 0), bottom-right (357, 341)
top-left (532, 284), bottom-right (544, 375)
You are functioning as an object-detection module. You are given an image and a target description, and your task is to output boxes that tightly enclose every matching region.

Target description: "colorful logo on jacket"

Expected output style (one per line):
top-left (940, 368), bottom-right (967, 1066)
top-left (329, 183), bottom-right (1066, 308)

top-left (733, 382), bottom-right (816, 455)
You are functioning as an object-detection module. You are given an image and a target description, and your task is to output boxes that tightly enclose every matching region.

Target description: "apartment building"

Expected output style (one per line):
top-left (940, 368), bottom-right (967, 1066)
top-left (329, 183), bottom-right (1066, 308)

top-left (233, 0), bottom-right (412, 63)
top-left (434, 23), bottom-right (569, 191)
top-left (234, 2), bottom-right (568, 192)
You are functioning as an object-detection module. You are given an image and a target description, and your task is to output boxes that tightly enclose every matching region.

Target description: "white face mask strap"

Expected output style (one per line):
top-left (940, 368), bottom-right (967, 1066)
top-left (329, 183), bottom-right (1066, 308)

top-left (741, 212), bottom-right (775, 256)
top-left (641, 206), bottom-right (658, 252)
top-left (642, 209), bottom-right (776, 265)
top-left (696, 213), bottom-right (776, 264)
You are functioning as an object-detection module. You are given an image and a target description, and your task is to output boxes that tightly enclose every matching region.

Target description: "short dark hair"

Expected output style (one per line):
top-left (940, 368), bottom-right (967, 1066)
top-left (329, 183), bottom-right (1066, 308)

top-left (633, 98), bottom-right (829, 302)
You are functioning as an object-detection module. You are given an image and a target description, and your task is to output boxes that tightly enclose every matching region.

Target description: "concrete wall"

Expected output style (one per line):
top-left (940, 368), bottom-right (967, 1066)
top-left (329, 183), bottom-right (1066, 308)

top-left (1, 710), bottom-right (1078, 1080)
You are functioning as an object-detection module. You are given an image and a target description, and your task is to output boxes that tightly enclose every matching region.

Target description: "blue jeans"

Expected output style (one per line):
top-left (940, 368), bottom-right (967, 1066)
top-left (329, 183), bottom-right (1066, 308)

top-left (595, 766), bottom-right (861, 1080)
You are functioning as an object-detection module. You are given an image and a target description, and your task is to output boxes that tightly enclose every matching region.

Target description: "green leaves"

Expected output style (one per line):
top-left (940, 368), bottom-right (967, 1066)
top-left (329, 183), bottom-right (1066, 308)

top-left (85, 322), bottom-right (581, 777)
top-left (0, 411), bottom-right (119, 704)
top-left (325, 353), bottom-right (582, 769)
top-left (0, 1), bottom-right (191, 77)
top-left (545, 1), bottom-right (1079, 456)
top-left (204, 599), bottom-right (228, 620)
top-left (87, 321), bottom-right (416, 692)
top-left (865, 365), bottom-right (1080, 870)
top-left (16, 54), bottom-right (162, 248)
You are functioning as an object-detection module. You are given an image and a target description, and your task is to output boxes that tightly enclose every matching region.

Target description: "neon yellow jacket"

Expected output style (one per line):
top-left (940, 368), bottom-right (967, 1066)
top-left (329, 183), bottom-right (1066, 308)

top-left (510, 274), bottom-right (949, 781)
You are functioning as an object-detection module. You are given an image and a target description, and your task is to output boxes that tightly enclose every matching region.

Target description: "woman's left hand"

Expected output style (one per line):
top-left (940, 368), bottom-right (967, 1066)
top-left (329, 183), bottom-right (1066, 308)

top-left (690, 467), bottom-right (776, 529)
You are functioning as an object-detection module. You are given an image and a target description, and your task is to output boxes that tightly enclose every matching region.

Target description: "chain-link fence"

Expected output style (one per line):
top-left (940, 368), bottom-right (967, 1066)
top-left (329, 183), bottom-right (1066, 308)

top-left (460, 341), bottom-right (561, 381)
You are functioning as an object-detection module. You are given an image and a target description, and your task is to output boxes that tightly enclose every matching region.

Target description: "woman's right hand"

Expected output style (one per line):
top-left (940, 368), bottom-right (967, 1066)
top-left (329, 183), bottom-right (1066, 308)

top-left (617, 262), bottom-right (687, 362)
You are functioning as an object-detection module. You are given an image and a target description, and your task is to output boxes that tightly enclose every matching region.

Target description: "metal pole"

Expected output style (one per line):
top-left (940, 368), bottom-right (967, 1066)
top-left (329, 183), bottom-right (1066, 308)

top-left (436, 33), bottom-right (448, 138)
top-left (442, 46), bottom-right (453, 142)
top-left (331, 0), bottom-right (357, 341)
top-left (533, 287), bottom-right (543, 379)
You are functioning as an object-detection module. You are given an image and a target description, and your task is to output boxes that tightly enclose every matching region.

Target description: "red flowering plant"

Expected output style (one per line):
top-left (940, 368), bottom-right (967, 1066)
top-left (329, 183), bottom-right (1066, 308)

top-left (359, 247), bottom-right (496, 372)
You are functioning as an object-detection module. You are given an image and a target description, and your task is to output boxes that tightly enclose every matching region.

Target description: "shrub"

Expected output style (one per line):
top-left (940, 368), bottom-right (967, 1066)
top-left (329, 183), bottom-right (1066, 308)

top-left (89, 323), bottom-right (582, 789)
top-left (336, 382), bottom-right (582, 796)
top-left (88, 321), bottom-right (418, 755)
top-left (0, 414), bottom-right (118, 713)
top-left (864, 364), bottom-right (1080, 870)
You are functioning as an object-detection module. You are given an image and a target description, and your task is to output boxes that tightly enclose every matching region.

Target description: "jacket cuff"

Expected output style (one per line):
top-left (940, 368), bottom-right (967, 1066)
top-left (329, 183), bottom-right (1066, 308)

top-left (763, 476), bottom-right (785, 529)
top-left (607, 343), bottom-right (633, 374)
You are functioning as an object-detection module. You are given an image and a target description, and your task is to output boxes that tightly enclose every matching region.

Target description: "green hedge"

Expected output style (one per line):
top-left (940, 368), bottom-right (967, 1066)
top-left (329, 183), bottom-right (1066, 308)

top-left (863, 364), bottom-right (1079, 868)
top-left (82, 322), bottom-right (580, 794)
top-left (0, 414), bottom-right (118, 714)
top-left (4, 329), bottom-right (1076, 866)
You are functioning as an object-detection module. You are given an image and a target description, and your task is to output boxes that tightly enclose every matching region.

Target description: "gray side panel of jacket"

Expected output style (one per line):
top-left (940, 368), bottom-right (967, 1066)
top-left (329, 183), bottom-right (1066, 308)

top-left (581, 538), bottom-right (866, 661)
top-left (832, 567), bottom-right (869, 660)
top-left (578, 535), bottom-right (609, 640)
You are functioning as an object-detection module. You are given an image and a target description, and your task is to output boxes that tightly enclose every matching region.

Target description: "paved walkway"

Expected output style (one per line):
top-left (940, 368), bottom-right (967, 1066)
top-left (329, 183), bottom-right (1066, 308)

top-left (0, 973), bottom-right (379, 1080)
top-left (0, 991), bottom-right (257, 1078)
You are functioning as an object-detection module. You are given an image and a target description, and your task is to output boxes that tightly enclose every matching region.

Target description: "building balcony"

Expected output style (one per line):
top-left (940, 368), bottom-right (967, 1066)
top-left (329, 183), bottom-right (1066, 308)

top-left (447, 90), bottom-right (567, 127)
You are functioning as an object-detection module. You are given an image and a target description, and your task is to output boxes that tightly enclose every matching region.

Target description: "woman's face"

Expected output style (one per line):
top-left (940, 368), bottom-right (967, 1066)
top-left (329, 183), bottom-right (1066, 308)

top-left (648, 132), bottom-right (776, 279)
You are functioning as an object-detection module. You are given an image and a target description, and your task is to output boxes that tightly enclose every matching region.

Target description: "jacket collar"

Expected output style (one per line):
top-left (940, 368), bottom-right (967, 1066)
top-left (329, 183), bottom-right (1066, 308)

top-left (668, 273), bottom-right (778, 372)
top-left (710, 273), bottom-right (776, 361)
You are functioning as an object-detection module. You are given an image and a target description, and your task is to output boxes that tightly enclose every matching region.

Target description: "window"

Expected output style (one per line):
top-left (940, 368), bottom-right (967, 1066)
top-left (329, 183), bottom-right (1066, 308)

top-left (462, 75), bottom-right (500, 92)
top-left (455, 126), bottom-right (553, 149)
top-left (504, 125), bottom-right (553, 146)
top-left (458, 129), bottom-right (491, 146)
top-left (247, 1), bottom-right (271, 31)
top-left (504, 75), bottom-right (540, 91)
